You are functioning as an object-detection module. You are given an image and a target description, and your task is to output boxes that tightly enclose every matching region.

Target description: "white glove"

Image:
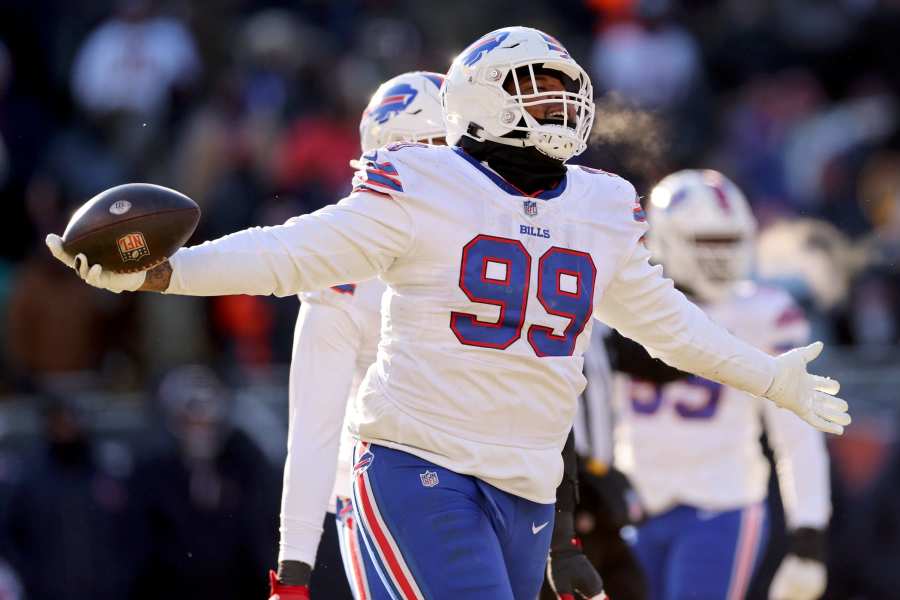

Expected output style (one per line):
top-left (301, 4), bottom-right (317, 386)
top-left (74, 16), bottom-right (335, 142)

top-left (763, 342), bottom-right (850, 435)
top-left (769, 554), bottom-right (827, 600)
top-left (45, 233), bottom-right (146, 293)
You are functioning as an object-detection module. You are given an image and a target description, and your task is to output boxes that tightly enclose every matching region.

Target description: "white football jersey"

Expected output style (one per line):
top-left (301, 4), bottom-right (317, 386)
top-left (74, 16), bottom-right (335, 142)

top-left (612, 284), bottom-right (831, 528)
top-left (277, 279), bottom-right (383, 564)
top-left (169, 143), bottom-right (777, 503)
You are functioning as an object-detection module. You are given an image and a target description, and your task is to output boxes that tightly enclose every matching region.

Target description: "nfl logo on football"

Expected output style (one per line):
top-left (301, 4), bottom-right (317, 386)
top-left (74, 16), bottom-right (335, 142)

top-left (419, 470), bottom-right (439, 488)
top-left (117, 232), bottom-right (150, 262)
top-left (523, 200), bottom-right (538, 216)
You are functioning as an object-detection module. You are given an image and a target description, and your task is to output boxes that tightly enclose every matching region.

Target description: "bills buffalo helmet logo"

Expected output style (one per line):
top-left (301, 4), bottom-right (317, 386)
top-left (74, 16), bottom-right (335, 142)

top-left (117, 232), bottom-right (150, 262)
top-left (367, 83), bottom-right (418, 125)
top-left (462, 31), bottom-right (510, 67)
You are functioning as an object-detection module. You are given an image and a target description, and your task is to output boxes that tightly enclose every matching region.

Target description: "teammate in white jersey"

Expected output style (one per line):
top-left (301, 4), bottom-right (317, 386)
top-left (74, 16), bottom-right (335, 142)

top-left (47, 27), bottom-right (849, 600)
top-left (608, 169), bottom-right (831, 600)
top-left (274, 71), bottom-right (446, 600)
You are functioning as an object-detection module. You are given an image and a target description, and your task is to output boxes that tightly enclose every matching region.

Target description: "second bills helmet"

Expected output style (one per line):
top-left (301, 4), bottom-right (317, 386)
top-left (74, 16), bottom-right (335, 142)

top-left (359, 71), bottom-right (446, 154)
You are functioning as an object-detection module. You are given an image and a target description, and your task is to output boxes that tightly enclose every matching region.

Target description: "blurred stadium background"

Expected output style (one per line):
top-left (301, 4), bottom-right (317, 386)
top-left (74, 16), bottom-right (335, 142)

top-left (0, 0), bottom-right (899, 598)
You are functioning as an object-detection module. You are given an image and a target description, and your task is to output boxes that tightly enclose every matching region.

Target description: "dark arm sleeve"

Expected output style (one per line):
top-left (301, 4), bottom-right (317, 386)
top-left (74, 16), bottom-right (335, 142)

top-left (556, 428), bottom-right (579, 513)
top-left (604, 328), bottom-right (690, 384)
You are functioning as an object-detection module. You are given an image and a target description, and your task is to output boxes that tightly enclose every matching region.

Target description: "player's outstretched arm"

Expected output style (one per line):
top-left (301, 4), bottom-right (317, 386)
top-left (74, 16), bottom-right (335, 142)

top-left (46, 190), bottom-right (414, 297)
top-left (595, 243), bottom-right (850, 435)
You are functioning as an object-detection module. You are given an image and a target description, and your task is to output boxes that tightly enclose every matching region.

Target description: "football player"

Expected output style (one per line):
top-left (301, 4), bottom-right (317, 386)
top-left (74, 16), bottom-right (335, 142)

top-left (606, 170), bottom-right (831, 600)
top-left (47, 27), bottom-right (849, 600)
top-left (273, 71), bottom-right (445, 600)
top-left (272, 70), bottom-right (606, 600)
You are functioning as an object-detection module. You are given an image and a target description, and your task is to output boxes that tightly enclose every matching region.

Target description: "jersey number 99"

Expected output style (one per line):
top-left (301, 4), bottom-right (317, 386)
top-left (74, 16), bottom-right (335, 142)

top-left (449, 234), bottom-right (596, 357)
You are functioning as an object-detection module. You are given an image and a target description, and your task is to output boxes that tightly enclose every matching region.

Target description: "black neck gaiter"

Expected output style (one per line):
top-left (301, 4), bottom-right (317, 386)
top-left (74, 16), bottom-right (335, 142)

top-left (458, 136), bottom-right (566, 195)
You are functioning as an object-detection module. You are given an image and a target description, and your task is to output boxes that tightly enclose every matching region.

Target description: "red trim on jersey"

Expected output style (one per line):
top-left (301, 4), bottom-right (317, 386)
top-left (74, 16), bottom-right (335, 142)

top-left (360, 178), bottom-right (402, 192)
top-left (367, 168), bottom-right (402, 186)
top-left (353, 185), bottom-right (394, 199)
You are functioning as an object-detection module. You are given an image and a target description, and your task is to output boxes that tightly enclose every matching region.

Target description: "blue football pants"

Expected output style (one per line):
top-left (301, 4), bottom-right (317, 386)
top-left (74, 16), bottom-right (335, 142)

top-left (349, 442), bottom-right (555, 600)
top-left (629, 503), bottom-right (769, 600)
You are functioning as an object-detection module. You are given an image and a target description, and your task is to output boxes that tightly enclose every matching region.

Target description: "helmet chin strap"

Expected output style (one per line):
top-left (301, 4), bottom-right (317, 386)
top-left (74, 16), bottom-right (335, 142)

top-left (466, 125), bottom-right (530, 149)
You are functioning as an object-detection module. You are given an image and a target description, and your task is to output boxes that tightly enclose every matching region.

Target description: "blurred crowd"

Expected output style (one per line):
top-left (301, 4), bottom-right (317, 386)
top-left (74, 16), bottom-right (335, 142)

top-left (0, 0), bottom-right (899, 598)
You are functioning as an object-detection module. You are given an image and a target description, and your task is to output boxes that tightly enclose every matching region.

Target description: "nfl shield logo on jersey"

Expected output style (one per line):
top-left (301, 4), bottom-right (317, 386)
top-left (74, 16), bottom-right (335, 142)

top-left (419, 470), bottom-right (439, 488)
top-left (524, 200), bottom-right (538, 216)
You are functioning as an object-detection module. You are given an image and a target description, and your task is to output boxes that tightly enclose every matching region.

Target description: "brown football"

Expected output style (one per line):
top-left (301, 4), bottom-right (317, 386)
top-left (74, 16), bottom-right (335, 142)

top-left (62, 183), bottom-right (200, 273)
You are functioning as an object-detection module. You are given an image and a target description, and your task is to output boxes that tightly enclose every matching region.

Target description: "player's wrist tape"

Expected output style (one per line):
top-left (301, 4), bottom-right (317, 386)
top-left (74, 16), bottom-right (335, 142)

top-left (789, 527), bottom-right (827, 563)
top-left (277, 560), bottom-right (312, 586)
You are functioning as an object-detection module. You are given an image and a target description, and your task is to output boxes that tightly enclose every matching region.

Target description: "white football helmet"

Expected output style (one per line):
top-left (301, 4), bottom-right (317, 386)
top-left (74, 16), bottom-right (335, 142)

top-left (442, 26), bottom-right (594, 161)
top-left (358, 71), bottom-right (446, 154)
top-left (646, 169), bottom-right (757, 302)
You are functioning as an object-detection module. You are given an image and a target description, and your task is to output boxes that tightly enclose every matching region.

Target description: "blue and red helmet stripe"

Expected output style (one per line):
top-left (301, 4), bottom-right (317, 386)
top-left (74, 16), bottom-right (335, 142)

top-left (540, 32), bottom-right (570, 58)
